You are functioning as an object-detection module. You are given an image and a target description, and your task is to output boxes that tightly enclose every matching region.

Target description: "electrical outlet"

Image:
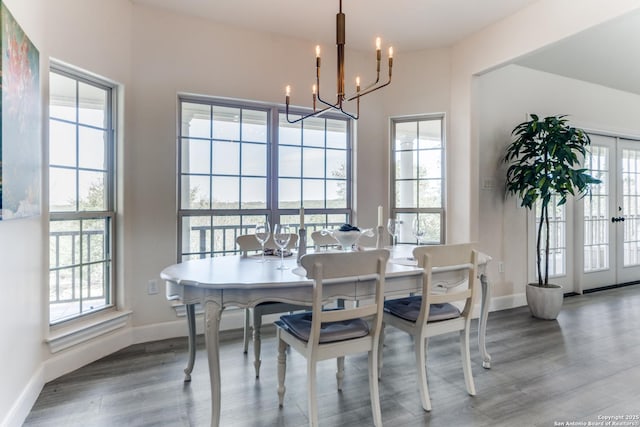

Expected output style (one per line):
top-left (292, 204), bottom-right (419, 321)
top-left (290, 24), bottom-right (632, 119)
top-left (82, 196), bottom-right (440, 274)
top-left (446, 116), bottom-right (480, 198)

top-left (498, 262), bottom-right (504, 273)
top-left (147, 279), bottom-right (159, 295)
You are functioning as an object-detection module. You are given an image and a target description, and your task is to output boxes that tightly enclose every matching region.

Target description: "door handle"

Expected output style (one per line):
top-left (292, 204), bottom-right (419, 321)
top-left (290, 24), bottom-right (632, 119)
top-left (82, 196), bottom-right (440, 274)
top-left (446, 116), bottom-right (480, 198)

top-left (611, 216), bottom-right (625, 223)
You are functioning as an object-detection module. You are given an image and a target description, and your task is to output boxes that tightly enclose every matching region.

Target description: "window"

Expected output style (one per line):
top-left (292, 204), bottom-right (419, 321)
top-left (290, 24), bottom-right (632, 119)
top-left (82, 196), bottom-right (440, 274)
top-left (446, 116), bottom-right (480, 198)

top-left (178, 97), bottom-right (352, 260)
top-left (49, 65), bottom-right (116, 324)
top-left (390, 115), bottom-right (445, 244)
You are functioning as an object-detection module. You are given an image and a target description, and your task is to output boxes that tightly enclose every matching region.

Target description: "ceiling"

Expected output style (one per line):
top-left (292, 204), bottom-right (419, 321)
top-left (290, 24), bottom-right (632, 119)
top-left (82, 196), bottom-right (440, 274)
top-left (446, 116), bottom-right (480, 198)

top-left (130, 0), bottom-right (540, 51)
top-left (514, 9), bottom-right (640, 96)
top-left (131, 0), bottom-right (640, 96)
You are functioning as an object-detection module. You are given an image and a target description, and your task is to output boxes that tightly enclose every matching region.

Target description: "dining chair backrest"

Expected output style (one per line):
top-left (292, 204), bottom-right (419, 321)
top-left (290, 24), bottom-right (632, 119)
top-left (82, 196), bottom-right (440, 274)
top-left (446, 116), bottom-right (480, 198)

top-left (300, 249), bottom-right (390, 345)
top-left (310, 231), bottom-right (339, 251)
top-left (236, 233), bottom-right (299, 257)
top-left (412, 243), bottom-right (479, 323)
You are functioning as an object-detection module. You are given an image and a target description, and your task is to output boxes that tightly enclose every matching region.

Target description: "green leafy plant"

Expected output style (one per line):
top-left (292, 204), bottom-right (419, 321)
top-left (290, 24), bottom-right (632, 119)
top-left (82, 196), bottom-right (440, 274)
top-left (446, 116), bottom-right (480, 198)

top-left (504, 114), bottom-right (601, 287)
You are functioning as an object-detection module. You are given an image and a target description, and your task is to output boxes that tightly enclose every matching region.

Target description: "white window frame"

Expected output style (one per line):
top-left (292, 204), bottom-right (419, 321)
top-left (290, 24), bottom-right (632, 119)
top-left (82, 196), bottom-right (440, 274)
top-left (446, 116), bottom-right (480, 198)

top-left (389, 114), bottom-right (445, 244)
top-left (48, 63), bottom-right (117, 325)
top-left (177, 95), bottom-right (353, 260)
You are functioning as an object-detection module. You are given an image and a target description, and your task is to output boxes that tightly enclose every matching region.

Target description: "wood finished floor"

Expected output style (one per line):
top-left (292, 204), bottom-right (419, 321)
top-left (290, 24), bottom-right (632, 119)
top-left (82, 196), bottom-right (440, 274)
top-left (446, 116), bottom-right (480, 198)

top-left (24, 285), bottom-right (640, 427)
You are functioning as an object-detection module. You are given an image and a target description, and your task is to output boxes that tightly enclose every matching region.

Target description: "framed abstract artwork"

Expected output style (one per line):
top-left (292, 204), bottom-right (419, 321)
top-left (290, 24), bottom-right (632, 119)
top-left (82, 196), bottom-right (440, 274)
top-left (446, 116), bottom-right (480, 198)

top-left (0, 1), bottom-right (41, 220)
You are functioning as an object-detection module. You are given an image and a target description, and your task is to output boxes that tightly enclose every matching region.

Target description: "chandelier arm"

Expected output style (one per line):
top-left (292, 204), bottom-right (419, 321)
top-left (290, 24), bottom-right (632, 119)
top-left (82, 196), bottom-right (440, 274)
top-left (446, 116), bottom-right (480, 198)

top-left (286, 103), bottom-right (334, 124)
top-left (346, 78), bottom-right (391, 102)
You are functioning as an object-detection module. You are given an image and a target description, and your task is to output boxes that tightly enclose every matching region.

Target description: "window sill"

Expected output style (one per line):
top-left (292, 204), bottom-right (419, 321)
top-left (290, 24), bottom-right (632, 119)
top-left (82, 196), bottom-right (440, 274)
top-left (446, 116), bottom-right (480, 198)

top-left (46, 310), bottom-right (132, 353)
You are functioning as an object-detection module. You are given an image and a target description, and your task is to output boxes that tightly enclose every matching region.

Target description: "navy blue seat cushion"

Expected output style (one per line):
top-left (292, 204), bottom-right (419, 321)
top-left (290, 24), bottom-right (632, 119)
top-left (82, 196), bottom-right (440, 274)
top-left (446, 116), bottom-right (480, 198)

top-left (276, 310), bottom-right (369, 344)
top-left (384, 296), bottom-right (460, 323)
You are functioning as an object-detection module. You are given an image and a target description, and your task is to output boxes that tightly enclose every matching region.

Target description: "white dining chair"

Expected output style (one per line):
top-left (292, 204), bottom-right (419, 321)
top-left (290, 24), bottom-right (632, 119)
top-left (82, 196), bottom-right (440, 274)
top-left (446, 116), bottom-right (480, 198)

top-left (378, 243), bottom-right (479, 411)
top-left (236, 233), bottom-right (305, 378)
top-left (275, 249), bottom-right (389, 427)
top-left (310, 230), bottom-right (339, 251)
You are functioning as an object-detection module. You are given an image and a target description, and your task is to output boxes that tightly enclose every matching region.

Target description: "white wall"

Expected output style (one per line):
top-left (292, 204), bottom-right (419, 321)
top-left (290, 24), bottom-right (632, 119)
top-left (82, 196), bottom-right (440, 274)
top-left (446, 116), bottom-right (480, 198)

top-left (0, 0), bottom-right (133, 424)
top-left (0, 0), bottom-right (46, 423)
top-left (476, 64), bottom-right (640, 303)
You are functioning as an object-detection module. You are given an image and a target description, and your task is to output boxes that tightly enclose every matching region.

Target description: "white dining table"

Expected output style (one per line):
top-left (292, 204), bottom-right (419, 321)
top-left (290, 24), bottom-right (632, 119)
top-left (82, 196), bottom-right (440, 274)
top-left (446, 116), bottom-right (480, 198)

top-left (161, 246), bottom-right (492, 427)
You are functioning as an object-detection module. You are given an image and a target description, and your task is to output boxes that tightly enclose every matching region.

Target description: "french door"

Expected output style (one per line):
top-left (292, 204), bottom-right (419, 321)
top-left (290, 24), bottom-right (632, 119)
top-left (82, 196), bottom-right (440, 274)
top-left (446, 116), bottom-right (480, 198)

top-left (578, 134), bottom-right (640, 291)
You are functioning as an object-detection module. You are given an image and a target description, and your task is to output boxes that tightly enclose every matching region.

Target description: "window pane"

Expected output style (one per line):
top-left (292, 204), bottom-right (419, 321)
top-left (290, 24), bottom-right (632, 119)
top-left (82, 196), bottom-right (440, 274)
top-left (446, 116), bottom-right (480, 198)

top-left (418, 180), bottom-right (442, 208)
top-left (241, 177), bottom-right (266, 209)
top-left (50, 220), bottom-right (81, 269)
top-left (279, 115), bottom-right (301, 146)
top-left (326, 120), bottom-right (347, 149)
top-left (395, 150), bottom-right (417, 180)
top-left (418, 120), bottom-right (441, 149)
top-left (241, 143), bottom-right (267, 176)
top-left (303, 148), bottom-right (324, 178)
top-left (50, 167), bottom-right (77, 212)
top-left (78, 82), bottom-right (107, 128)
top-left (395, 121), bottom-right (417, 150)
top-left (213, 140), bottom-right (239, 175)
top-left (181, 138), bottom-right (211, 174)
top-left (82, 219), bottom-right (107, 263)
top-left (79, 126), bottom-right (106, 170)
top-left (303, 179), bottom-right (324, 208)
top-left (303, 117), bottom-right (325, 147)
top-left (241, 109), bottom-right (267, 143)
top-left (326, 149), bottom-right (346, 180)
top-left (327, 180), bottom-right (347, 208)
top-left (396, 180), bottom-right (417, 208)
top-left (182, 102), bottom-right (211, 138)
top-left (182, 215), bottom-right (212, 255)
top-left (79, 171), bottom-right (106, 211)
top-left (212, 176), bottom-right (239, 209)
top-left (49, 121), bottom-right (76, 167)
top-left (212, 106), bottom-right (240, 141)
top-left (182, 175), bottom-right (210, 209)
top-left (279, 178), bottom-right (300, 209)
top-left (418, 150), bottom-right (441, 179)
top-left (279, 146), bottom-right (301, 177)
top-left (49, 73), bottom-right (76, 122)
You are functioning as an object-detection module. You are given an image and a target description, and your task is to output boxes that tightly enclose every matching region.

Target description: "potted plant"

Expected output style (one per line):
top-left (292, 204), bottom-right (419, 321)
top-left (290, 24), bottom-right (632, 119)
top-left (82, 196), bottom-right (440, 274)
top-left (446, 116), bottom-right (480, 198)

top-left (503, 114), bottom-right (600, 319)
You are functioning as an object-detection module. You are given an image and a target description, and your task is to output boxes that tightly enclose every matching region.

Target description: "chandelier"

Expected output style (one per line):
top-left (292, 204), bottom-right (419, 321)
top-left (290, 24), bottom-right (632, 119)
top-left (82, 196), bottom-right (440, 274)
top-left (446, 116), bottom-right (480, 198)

top-left (285, 0), bottom-right (394, 123)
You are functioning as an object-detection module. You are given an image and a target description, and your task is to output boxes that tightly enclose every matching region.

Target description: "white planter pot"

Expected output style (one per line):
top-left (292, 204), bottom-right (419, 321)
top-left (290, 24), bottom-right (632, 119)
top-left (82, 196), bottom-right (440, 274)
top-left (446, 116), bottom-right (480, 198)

top-left (525, 283), bottom-right (564, 320)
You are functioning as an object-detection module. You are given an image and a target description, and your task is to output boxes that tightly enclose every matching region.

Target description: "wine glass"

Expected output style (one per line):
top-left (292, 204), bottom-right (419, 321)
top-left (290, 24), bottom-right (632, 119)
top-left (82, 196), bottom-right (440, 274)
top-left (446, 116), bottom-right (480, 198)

top-left (412, 217), bottom-right (427, 245)
top-left (387, 218), bottom-right (400, 246)
top-left (254, 222), bottom-right (271, 263)
top-left (273, 224), bottom-right (292, 270)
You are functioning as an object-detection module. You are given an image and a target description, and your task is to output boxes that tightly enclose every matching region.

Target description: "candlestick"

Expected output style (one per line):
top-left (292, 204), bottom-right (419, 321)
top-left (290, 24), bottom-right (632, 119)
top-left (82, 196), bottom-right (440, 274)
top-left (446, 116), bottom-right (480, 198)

top-left (377, 205), bottom-right (383, 228)
top-left (299, 207), bottom-right (305, 229)
top-left (376, 225), bottom-right (384, 249)
top-left (297, 228), bottom-right (307, 265)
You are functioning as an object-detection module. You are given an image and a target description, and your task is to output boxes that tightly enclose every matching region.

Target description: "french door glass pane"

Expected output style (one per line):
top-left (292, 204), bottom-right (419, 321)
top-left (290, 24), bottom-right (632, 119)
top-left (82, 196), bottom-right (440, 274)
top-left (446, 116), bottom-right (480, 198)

top-left (584, 145), bottom-right (609, 272)
top-left (536, 197), bottom-right (566, 277)
top-left (622, 148), bottom-right (640, 267)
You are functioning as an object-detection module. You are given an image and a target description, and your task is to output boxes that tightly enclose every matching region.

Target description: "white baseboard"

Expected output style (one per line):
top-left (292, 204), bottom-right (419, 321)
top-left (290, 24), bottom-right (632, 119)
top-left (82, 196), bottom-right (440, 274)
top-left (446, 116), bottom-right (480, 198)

top-left (2, 366), bottom-right (44, 427)
top-left (489, 292), bottom-right (528, 311)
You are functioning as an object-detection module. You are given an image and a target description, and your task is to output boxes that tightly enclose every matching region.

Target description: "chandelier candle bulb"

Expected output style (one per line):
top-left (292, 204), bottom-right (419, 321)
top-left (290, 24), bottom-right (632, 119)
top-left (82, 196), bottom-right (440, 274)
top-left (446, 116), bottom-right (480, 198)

top-left (356, 76), bottom-right (360, 92)
top-left (377, 205), bottom-right (383, 227)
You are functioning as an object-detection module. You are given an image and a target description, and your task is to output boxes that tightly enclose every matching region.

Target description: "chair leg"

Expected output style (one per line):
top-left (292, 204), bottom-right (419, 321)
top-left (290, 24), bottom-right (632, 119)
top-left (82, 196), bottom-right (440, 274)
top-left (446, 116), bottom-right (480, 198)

top-left (460, 327), bottom-right (476, 396)
top-left (377, 323), bottom-right (385, 380)
top-left (336, 357), bottom-right (345, 391)
top-left (368, 350), bottom-right (383, 427)
top-left (243, 308), bottom-right (250, 354)
top-left (415, 334), bottom-right (432, 412)
top-left (277, 336), bottom-right (287, 407)
top-left (253, 309), bottom-right (263, 378)
top-left (307, 359), bottom-right (319, 427)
